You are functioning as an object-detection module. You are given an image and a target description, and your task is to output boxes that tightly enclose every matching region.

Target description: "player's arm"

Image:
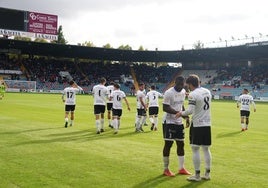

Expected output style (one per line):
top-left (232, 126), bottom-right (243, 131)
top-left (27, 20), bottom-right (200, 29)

top-left (73, 82), bottom-right (83, 92)
top-left (124, 97), bottom-right (131, 111)
top-left (163, 104), bottom-right (178, 114)
top-left (109, 92), bottom-right (113, 101)
top-left (251, 100), bottom-right (256, 112)
top-left (175, 104), bottom-right (195, 119)
top-left (236, 100), bottom-right (240, 108)
top-left (62, 92), bottom-right (65, 102)
top-left (139, 96), bottom-right (147, 110)
top-left (182, 105), bottom-right (190, 127)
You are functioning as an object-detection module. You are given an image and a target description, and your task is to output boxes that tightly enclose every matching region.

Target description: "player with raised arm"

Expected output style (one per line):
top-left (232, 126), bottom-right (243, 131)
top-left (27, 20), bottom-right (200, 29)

top-left (237, 88), bottom-right (256, 131)
top-left (146, 85), bottom-right (163, 131)
top-left (110, 83), bottom-right (130, 134)
top-left (92, 77), bottom-right (108, 134)
top-left (177, 74), bottom-right (212, 181)
top-left (62, 80), bottom-right (83, 128)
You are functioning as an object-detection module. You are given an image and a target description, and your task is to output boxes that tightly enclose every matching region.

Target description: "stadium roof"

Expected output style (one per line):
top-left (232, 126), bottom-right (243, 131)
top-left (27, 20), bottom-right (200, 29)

top-left (1, 38), bottom-right (268, 63)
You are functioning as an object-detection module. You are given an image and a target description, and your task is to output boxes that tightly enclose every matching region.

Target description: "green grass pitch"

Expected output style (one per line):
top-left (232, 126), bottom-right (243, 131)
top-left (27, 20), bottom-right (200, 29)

top-left (0, 93), bottom-right (267, 188)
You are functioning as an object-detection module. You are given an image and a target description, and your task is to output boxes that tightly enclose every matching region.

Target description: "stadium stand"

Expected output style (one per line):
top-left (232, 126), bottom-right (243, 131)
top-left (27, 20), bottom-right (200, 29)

top-left (0, 38), bottom-right (268, 100)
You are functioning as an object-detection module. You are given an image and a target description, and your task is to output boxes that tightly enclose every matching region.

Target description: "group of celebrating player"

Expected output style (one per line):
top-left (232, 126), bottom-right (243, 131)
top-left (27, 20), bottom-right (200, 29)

top-left (61, 73), bottom-right (256, 182)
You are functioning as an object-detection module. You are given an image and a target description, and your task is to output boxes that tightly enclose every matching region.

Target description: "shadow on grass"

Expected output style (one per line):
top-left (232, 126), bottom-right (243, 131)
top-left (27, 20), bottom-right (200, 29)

top-left (132, 175), bottom-right (207, 188)
top-left (132, 174), bottom-right (172, 188)
top-left (11, 125), bottom-right (155, 146)
top-left (216, 131), bottom-right (242, 138)
top-left (179, 180), bottom-right (206, 188)
top-left (0, 127), bottom-right (61, 135)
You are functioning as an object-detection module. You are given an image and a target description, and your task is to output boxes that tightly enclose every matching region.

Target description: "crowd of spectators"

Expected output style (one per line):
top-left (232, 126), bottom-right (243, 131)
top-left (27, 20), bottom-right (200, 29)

top-left (1, 54), bottom-right (268, 95)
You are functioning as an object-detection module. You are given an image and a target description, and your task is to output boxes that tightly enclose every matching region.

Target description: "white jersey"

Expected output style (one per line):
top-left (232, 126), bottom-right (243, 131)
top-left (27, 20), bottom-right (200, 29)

top-left (237, 94), bottom-right (255, 111)
top-left (92, 84), bottom-right (108, 105)
top-left (146, 90), bottom-right (163, 107)
top-left (183, 87), bottom-right (211, 127)
top-left (136, 90), bottom-right (146, 109)
top-left (110, 89), bottom-right (126, 109)
top-left (62, 86), bottom-right (82, 105)
top-left (106, 85), bottom-right (114, 104)
top-left (162, 87), bottom-right (186, 125)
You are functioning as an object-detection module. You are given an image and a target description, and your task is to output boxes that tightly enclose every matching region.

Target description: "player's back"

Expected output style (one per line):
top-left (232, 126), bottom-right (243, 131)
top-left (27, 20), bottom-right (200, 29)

top-left (147, 90), bottom-right (162, 107)
top-left (238, 94), bottom-right (253, 111)
top-left (63, 87), bottom-right (79, 105)
top-left (93, 84), bottom-right (108, 105)
top-left (111, 90), bottom-right (126, 109)
top-left (190, 87), bottom-right (211, 127)
top-left (136, 90), bottom-right (146, 109)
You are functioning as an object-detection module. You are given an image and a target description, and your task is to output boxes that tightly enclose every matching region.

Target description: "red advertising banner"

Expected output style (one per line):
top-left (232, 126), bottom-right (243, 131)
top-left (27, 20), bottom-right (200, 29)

top-left (28, 11), bottom-right (58, 35)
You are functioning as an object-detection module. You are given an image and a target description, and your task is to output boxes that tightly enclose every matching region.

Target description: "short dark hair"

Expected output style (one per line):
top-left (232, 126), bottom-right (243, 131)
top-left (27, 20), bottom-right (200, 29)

top-left (186, 74), bottom-right (200, 87)
top-left (175, 76), bottom-right (185, 84)
top-left (139, 82), bottom-right (144, 87)
top-left (69, 80), bottom-right (75, 85)
top-left (114, 83), bottom-right (120, 89)
top-left (100, 77), bottom-right (106, 84)
top-left (151, 85), bottom-right (156, 90)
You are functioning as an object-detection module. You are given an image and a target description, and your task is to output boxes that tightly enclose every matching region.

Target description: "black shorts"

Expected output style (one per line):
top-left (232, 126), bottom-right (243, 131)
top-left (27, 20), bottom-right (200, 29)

top-left (137, 108), bottom-right (147, 116)
top-left (189, 125), bottom-right (211, 146)
top-left (162, 123), bottom-right (185, 141)
top-left (65, 105), bottom-right (75, 112)
top-left (112, 109), bottom-right (122, 117)
top-left (240, 110), bottom-right (250, 117)
top-left (94, 105), bottom-right (106, 114)
top-left (107, 103), bottom-right (113, 111)
top-left (149, 107), bottom-right (159, 116)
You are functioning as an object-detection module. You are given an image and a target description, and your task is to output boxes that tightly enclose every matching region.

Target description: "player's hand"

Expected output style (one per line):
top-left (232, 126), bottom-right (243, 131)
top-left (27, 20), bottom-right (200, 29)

top-left (175, 111), bottom-right (182, 118)
top-left (185, 118), bottom-right (190, 128)
top-left (127, 107), bottom-right (131, 111)
top-left (62, 99), bottom-right (65, 102)
top-left (254, 109), bottom-right (256, 112)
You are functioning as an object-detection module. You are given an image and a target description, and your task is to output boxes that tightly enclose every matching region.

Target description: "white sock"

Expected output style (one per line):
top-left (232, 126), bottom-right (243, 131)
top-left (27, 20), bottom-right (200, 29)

top-left (178, 156), bottom-right (185, 170)
top-left (192, 145), bottom-right (201, 173)
top-left (163, 156), bottom-right (169, 170)
top-left (65, 118), bottom-right (68, 123)
top-left (135, 114), bottom-right (138, 125)
top-left (141, 116), bottom-right (147, 126)
top-left (154, 117), bottom-right (158, 128)
top-left (149, 117), bottom-right (154, 124)
top-left (101, 118), bottom-right (104, 129)
top-left (136, 116), bottom-right (141, 129)
top-left (113, 119), bottom-right (118, 130)
top-left (241, 123), bottom-right (245, 129)
top-left (96, 119), bottom-right (100, 131)
top-left (202, 146), bottom-right (212, 171)
top-left (70, 120), bottom-right (73, 125)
